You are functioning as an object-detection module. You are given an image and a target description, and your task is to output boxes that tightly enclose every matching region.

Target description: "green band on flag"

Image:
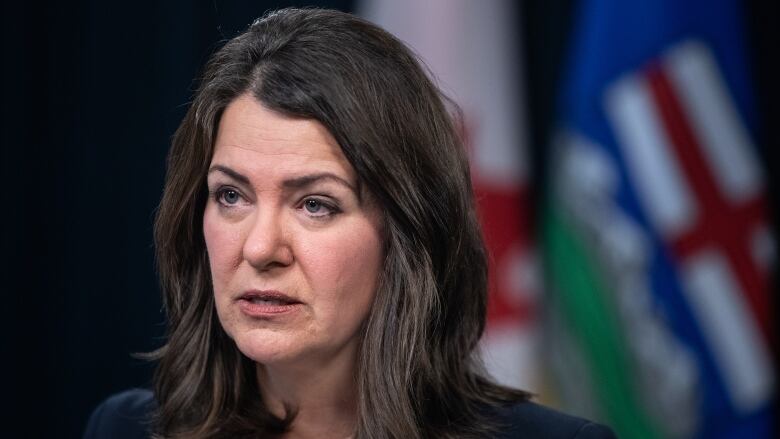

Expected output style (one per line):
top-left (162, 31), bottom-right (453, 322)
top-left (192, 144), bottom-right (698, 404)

top-left (543, 204), bottom-right (660, 439)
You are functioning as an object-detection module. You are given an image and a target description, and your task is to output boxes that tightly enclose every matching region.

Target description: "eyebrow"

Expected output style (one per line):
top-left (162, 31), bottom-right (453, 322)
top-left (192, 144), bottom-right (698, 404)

top-left (207, 164), bottom-right (357, 194)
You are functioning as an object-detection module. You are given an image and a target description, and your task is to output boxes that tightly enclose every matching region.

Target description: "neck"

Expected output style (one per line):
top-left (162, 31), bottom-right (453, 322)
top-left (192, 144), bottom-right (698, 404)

top-left (257, 352), bottom-right (359, 439)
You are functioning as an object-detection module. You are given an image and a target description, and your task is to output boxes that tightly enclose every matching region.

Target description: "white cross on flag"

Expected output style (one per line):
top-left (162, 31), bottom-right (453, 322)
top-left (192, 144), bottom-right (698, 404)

top-left (605, 40), bottom-right (774, 414)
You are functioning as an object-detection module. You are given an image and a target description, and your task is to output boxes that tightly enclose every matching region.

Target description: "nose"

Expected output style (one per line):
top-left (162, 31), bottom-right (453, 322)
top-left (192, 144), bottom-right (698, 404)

top-left (242, 207), bottom-right (294, 271)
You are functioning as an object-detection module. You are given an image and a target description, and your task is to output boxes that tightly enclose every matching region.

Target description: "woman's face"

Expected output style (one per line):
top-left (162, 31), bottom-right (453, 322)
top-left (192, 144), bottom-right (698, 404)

top-left (204, 94), bottom-right (383, 369)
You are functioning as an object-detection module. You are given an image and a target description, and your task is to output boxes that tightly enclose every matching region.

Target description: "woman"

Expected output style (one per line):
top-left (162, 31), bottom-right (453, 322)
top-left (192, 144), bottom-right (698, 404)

top-left (85, 8), bottom-right (616, 439)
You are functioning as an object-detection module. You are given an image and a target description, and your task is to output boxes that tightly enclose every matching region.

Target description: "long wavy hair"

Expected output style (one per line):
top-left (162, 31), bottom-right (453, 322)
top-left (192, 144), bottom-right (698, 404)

top-left (151, 7), bottom-right (528, 438)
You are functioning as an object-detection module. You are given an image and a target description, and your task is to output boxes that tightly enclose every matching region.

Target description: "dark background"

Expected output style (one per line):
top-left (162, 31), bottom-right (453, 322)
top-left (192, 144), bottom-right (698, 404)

top-left (0, 1), bottom-right (776, 437)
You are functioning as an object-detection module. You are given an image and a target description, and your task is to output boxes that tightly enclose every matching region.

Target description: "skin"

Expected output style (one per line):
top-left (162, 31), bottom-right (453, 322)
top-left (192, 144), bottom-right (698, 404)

top-left (203, 94), bottom-right (384, 438)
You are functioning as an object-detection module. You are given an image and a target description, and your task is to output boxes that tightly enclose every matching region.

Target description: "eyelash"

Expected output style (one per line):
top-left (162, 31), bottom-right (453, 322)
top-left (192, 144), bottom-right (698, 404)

top-left (209, 186), bottom-right (341, 219)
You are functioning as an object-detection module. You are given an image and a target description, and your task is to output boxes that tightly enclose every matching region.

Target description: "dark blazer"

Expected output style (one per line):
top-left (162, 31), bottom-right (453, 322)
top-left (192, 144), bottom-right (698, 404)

top-left (84, 389), bottom-right (617, 438)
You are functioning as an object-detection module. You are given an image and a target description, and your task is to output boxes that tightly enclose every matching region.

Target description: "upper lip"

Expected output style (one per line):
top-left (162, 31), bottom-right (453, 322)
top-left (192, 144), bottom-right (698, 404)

top-left (237, 289), bottom-right (301, 304)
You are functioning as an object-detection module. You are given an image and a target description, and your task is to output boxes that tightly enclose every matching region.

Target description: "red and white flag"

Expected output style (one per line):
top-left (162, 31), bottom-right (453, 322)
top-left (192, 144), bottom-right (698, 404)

top-left (360, 0), bottom-right (539, 391)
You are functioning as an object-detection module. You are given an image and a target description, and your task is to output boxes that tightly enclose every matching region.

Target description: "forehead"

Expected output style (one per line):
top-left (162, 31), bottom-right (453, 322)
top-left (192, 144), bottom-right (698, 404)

top-left (211, 94), bottom-right (354, 180)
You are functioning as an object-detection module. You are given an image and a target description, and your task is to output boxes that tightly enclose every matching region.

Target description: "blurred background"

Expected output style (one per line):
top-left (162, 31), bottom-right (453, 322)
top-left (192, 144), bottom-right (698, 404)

top-left (0, 0), bottom-right (776, 437)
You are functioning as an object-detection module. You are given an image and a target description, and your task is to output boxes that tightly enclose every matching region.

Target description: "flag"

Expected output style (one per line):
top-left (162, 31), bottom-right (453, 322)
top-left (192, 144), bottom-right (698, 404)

top-left (360, 0), bottom-right (540, 391)
top-left (544, 0), bottom-right (775, 438)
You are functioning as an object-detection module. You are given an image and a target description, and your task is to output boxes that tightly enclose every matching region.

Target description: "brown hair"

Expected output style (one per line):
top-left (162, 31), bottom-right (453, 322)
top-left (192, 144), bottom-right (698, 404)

top-left (152, 7), bottom-right (528, 438)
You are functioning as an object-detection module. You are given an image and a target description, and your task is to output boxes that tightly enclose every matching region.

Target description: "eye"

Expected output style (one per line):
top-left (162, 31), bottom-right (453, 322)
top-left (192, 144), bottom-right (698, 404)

top-left (213, 187), bottom-right (244, 207)
top-left (301, 197), bottom-right (339, 218)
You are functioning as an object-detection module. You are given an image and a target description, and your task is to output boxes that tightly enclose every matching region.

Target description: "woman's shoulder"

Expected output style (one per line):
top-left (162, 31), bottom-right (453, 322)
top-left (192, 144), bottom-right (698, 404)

top-left (83, 388), bottom-right (157, 439)
top-left (490, 399), bottom-right (617, 439)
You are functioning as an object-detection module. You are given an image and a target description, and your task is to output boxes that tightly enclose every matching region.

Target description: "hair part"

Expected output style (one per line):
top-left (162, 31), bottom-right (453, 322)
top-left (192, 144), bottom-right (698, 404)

top-left (151, 7), bottom-right (528, 439)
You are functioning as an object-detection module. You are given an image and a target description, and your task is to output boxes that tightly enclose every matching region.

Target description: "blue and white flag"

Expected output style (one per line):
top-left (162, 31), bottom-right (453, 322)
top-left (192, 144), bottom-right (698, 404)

top-left (544, 0), bottom-right (775, 437)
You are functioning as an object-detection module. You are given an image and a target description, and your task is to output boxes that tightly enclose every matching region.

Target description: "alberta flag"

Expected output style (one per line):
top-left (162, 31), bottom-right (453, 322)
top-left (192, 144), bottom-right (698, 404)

top-left (543, 0), bottom-right (775, 438)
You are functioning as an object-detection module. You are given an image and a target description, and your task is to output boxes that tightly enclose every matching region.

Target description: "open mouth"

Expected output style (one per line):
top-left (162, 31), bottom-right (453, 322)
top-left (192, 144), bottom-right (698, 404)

top-left (243, 297), bottom-right (297, 306)
top-left (239, 290), bottom-right (300, 304)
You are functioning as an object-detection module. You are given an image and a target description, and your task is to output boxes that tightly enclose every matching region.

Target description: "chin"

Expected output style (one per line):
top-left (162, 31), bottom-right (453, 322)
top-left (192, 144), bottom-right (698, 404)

top-left (231, 327), bottom-right (303, 365)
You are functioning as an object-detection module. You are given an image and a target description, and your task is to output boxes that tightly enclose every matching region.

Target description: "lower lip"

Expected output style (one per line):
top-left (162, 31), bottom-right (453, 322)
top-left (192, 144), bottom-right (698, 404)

top-left (237, 299), bottom-right (302, 318)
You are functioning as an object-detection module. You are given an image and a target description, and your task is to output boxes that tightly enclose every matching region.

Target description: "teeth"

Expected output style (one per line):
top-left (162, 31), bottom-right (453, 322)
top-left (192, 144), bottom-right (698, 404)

top-left (249, 298), bottom-right (288, 306)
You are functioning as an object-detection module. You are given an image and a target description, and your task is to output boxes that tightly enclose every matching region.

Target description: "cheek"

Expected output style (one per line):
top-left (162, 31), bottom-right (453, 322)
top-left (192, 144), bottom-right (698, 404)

top-left (203, 209), bottom-right (244, 290)
top-left (300, 221), bottom-right (384, 309)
